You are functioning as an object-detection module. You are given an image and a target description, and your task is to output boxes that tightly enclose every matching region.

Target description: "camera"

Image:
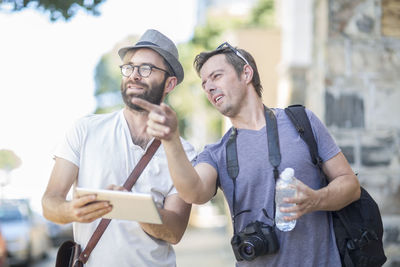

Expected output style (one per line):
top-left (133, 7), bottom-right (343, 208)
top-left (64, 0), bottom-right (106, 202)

top-left (231, 221), bottom-right (279, 261)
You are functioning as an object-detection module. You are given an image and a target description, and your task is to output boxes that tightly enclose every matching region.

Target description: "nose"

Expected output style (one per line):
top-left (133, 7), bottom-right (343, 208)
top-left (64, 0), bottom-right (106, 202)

top-left (128, 66), bottom-right (141, 81)
top-left (203, 79), bottom-right (215, 94)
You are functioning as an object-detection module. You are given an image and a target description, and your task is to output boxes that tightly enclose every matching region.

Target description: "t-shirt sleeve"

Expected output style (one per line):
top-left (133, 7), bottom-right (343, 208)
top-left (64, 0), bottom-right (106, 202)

top-left (192, 145), bottom-right (220, 192)
top-left (306, 108), bottom-right (341, 162)
top-left (53, 119), bottom-right (85, 167)
top-left (192, 144), bottom-right (218, 171)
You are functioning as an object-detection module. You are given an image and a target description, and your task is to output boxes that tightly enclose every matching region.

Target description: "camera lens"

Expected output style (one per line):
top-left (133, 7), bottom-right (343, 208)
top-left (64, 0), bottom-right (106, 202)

top-left (239, 241), bottom-right (257, 261)
top-left (239, 237), bottom-right (267, 261)
top-left (240, 242), bottom-right (255, 259)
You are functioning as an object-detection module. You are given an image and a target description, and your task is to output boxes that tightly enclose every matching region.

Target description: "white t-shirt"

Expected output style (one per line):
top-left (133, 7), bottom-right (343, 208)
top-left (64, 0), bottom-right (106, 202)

top-left (54, 109), bottom-right (196, 267)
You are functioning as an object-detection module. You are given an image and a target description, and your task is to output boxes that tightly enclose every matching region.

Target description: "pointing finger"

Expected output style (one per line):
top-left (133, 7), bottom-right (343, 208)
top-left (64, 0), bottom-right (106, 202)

top-left (131, 98), bottom-right (160, 113)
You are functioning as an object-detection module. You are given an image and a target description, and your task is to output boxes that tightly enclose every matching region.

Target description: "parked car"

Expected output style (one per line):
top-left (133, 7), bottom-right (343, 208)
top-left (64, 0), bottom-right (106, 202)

top-left (46, 221), bottom-right (73, 247)
top-left (0, 199), bottom-right (51, 267)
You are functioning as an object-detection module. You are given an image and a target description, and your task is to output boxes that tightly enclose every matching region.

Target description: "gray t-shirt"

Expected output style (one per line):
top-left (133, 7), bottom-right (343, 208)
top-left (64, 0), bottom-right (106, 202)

top-left (194, 108), bottom-right (342, 267)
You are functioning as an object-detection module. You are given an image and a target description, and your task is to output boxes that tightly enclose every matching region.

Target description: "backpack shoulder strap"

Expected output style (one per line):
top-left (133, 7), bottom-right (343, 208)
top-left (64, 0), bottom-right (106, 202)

top-left (284, 105), bottom-right (323, 170)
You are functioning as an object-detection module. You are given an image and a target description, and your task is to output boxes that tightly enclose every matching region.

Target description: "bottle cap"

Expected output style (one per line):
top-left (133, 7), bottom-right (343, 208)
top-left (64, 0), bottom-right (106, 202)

top-left (281, 168), bottom-right (294, 180)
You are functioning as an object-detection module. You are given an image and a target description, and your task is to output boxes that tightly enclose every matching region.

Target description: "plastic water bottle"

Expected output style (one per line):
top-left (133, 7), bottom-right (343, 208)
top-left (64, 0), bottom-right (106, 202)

top-left (275, 167), bottom-right (297, 231)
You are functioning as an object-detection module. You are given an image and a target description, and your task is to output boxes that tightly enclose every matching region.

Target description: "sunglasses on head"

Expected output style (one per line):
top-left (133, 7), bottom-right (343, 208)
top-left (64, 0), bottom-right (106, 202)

top-left (216, 42), bottom-right (249, 65)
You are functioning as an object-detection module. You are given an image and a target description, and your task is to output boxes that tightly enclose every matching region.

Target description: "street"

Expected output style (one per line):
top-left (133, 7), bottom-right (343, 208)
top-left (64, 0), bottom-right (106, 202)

top-left (32, 226), bottom-right (235, 267)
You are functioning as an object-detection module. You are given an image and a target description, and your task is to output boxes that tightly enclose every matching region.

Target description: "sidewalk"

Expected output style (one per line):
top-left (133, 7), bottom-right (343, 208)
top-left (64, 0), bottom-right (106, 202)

top-left (174, 226), bottom-right (235, 267)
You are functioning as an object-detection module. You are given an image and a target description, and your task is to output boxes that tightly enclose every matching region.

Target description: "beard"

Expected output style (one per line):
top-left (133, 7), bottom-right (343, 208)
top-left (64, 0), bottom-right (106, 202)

top-left (121, 77), bottom-right (167, 111)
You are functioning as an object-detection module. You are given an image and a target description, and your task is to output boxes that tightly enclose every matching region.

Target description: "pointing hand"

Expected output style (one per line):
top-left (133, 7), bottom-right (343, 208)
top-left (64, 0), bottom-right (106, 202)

top-left (131, 98), bottom-right (179, 141)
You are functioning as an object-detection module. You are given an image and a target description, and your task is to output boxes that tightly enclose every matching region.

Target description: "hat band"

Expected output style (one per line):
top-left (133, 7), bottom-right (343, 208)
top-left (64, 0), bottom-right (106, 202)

top-left (135, 41), bottom-right (160, 47)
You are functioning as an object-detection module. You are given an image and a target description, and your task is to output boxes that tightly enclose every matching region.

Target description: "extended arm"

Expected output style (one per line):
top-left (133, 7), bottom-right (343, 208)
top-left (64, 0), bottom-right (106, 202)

top-left (162, 135), bottom-right (219, 204)
top-left (283, 152), bottom-right (361, 220)
top-left (42, 157), bottom-right (112, 224)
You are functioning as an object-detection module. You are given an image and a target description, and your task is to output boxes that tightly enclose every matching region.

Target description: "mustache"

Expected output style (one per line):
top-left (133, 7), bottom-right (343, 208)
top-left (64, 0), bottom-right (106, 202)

top-left (124, 81), bottom-right (148, 89)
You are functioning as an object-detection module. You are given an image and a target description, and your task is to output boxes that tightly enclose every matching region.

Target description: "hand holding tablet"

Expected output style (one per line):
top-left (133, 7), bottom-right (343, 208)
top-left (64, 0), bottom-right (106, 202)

top-left (75, 187), bottom-right (162, 224)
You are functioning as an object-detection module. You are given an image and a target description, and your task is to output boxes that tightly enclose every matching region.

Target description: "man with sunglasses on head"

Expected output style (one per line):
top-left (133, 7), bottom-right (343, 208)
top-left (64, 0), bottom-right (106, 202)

top-left (132, 42), bottom-right (360, 266)
top-left (42, 29), bottom-right (196, 267)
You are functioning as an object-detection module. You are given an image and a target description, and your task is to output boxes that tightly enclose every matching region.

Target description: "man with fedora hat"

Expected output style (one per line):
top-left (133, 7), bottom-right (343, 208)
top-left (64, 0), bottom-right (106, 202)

top-left (42, 29), bottom-right (196, 267)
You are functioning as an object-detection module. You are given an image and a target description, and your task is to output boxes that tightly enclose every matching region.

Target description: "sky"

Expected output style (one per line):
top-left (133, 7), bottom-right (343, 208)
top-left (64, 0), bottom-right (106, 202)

top-left (0, 0), bottom-right (198, 212)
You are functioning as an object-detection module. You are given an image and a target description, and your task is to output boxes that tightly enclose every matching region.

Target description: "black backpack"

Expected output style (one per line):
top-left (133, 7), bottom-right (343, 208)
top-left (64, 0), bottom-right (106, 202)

top-left (284, 105), bottom-right (387, 267)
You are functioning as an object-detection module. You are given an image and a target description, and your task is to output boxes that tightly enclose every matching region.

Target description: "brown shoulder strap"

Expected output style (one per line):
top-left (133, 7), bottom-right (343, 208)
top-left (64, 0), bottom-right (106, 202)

top-left (78, 139), bottom-right (161, 264)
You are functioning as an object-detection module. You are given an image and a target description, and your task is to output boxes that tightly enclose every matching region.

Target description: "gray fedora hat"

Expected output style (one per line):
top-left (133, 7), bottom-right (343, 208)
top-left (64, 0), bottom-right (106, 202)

top-left (118, 29), bottom-right (184, 84)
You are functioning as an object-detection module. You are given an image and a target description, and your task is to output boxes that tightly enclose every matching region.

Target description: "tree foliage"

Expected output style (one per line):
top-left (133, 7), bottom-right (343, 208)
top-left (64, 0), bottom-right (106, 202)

top-left (248, 0), bottom-right (275, 27)
top-left (0, 149), bottom-right (21, 173)
top-left (93, 35), bottom-right (137, 114)
top-left (191, 22), bottom-right (223, 50)
top-left (94, 54), bottom-right (123, 113)
top-left (0, 0), bottom-right (106, 21)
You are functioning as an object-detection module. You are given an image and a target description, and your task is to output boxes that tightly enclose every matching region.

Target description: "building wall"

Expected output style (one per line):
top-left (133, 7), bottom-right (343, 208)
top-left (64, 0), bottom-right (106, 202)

top-left (236, 28), bottom-right (281, 108)
top-left (308, 0), bottom-right (400, 264)
top-left (276, 0), bottom-right (314, 108)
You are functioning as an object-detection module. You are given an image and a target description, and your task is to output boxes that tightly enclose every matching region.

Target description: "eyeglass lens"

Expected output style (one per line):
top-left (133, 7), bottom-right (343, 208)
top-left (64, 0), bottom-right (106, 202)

top-left (120, 64), bottom-right (152, 77)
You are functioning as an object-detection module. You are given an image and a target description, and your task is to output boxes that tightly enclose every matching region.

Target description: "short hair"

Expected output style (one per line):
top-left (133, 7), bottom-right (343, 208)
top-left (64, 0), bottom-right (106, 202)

top-left (193, 47), bottom-right (263, 98)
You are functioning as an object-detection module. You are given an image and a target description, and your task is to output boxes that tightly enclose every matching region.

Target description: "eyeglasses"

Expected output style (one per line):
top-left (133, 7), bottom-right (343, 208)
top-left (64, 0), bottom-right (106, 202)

top-left (216, 42), bottom-right (249, 65)
top-left (119, 63), bottom-right (170, 78)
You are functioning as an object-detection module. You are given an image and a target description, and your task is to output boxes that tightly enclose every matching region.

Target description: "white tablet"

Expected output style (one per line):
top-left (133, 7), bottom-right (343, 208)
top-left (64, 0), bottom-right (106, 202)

top-left (75, 187), bottom-right (162, 224)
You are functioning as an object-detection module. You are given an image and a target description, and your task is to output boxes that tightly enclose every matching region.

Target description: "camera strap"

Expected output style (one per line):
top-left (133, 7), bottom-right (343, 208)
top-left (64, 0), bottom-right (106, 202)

top-left (226, 105), bottom-right (281, 233)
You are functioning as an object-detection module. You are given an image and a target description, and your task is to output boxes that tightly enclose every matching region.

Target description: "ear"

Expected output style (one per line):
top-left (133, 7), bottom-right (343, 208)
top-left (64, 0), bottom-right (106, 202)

top-left (242, 64), bottom-right (254, 84)
top-left (164, 76), bottom-right (178, 95)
